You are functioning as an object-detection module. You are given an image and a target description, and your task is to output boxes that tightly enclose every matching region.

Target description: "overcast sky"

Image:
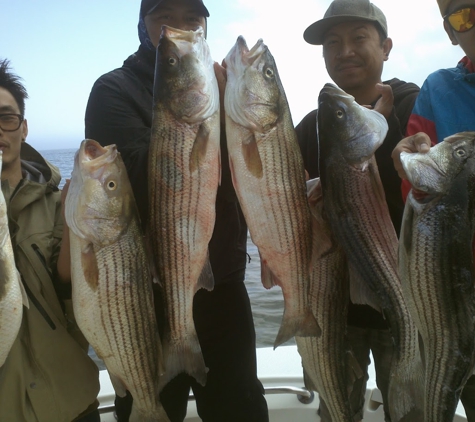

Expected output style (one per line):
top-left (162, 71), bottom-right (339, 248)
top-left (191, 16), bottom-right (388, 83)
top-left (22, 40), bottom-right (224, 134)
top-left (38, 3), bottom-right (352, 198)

top-left (2, 0), bottom-right (464, 151)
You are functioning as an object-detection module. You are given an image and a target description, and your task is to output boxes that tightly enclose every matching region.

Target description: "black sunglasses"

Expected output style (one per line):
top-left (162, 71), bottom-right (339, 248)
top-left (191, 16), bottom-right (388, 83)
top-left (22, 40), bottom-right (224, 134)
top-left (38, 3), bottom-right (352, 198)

top-left (444, 5), bottom-right (475, 33)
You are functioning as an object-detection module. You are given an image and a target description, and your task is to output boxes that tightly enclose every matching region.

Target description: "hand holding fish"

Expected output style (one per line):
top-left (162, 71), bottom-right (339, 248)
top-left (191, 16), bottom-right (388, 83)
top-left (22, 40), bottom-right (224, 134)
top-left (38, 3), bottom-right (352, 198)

top-left (372, 82), bottom-right (394, 119)
top-left (391, 132), bottom-right (431, 179)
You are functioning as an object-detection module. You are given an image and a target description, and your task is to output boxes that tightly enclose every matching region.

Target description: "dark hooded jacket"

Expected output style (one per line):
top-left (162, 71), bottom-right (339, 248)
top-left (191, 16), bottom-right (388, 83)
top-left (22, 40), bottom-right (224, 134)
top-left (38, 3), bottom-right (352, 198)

top-left (295, 78), bottom-right (420, 329)
top-left (85, 45), bottom-right (247, 287)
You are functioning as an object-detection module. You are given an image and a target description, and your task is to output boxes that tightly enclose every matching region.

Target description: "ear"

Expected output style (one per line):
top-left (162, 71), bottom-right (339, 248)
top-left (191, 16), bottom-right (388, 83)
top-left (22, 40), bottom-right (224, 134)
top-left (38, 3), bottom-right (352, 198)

top-left (443, 20), bottom-right (459, 45)
top-left (21, 119), bottom-right (28, 142)
top-left (382, 37), bottom-right (393, 61)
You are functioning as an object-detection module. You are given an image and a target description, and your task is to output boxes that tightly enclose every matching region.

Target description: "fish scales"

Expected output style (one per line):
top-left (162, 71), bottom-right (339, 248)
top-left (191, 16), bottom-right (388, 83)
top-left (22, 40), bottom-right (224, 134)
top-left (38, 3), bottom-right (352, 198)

top-left (399, 132), bottom-right (475, 421)
top-left (67, 140), bottom-right (169, 422)
top-left (224, 36), bottom-right (319, 348)
top-left (317, 84), bottom-right (424, 421)
top-left (148, 25), bottom-right (220, 388)
top-left (0, 152), bottom-right (24, 368)
top-left (296, 178), bottom-right (353, 421)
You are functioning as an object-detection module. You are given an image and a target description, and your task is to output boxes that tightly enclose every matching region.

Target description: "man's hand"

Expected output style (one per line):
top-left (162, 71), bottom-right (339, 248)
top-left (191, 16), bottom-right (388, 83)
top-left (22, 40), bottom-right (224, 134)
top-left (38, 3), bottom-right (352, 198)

top-left (391, 132), bottom-right (431, 179)
top-left (214, 61), bottom-right (227, 126)
top-left (372, 83), bottom-right (394, 119)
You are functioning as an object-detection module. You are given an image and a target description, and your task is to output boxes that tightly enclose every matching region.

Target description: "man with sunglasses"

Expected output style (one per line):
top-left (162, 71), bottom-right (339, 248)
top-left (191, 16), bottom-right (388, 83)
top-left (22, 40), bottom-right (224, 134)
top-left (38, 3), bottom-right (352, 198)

top-left (391, 1), bottom-right (475, 420)
top-left (0, 59), bottom-right (101, 421)
top-left (296, 0), bottom-right (420, 420)
top-left (392, 0), bottom-right (475, 181)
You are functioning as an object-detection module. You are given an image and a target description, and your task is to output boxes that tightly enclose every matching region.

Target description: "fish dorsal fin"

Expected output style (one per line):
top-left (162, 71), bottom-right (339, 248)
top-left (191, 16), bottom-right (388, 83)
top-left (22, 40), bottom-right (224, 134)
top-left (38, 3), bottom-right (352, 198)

top-left (189, 123), bottom-right (210, 174)
top-left (242, 131), bottom-right (263, 178)
top-left (196, 253), bottom-right (214, 292)
top-left (81, 243), bottom-right (99, 291)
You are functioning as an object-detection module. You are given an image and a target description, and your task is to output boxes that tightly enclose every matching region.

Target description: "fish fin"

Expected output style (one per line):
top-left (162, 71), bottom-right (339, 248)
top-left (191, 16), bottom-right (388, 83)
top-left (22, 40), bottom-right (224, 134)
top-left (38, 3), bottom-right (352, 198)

top-left (189, 123), bottom-right (210, 174)
top-left (159, 331), bottom-right (208, 390)
top-left (81, 243), bottom-right (99, 291)
top-left (197, 254), bottom-right (214, 291)
top-left (346, 349), bottom-right (364, 385)
top-left (348, 264), bottom-right (381, 313)
top-left (260, 254), bottom-right (280, 289)
top-left (242, 132), bottom-right (263, 178)
top-left (387, 358), bottom-right (425, 422)
top-left (17, 271), bottom-right (29, 309)
top-left (274, 308), bottom-right (321, 349)
top-left (108, 372), bottom-right (128, 398)
top-left (303, 368), bottom-right (318, 392)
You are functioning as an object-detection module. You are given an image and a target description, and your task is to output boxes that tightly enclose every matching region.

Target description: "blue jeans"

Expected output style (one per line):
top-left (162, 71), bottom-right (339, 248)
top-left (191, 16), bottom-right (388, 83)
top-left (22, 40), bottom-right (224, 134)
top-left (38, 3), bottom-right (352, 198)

top-left (318, 325), bottom-right (393, 422)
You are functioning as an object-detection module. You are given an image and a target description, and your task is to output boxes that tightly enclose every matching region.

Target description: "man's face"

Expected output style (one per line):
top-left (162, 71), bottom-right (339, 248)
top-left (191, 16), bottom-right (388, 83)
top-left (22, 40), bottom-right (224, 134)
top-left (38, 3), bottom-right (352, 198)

top-left (0, 87), bottom-right (27, 175)
top-left (444, 0), bottom-right (475, 62)
top-left (322, 21), bottom-right (392, 94)
top-left (144, 0), bottom-right (207, 48)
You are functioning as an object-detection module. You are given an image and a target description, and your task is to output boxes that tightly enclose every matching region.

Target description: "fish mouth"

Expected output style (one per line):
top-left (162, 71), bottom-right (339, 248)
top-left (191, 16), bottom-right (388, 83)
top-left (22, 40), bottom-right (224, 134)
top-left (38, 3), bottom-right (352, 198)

top-left (79, 139), bottom-right (117, 168)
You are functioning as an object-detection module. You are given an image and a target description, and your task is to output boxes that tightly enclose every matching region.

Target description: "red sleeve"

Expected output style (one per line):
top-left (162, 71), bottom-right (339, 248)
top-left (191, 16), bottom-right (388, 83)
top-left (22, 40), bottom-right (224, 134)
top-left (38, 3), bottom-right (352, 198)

top-left (401, 114), bottom-right (438, 202)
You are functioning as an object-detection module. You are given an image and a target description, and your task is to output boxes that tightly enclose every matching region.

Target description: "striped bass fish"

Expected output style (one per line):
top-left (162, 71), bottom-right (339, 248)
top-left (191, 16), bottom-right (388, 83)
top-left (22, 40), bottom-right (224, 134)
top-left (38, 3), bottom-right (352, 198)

top-left (317, 83), bottom-right (423, 421)
top-left (148, 25), bottom-right (220, 388)
top-left (66, 140), bottom-right (169, 422)
top-left (0, 151), bottom-right (26, 367)
top-left (224, 36), bottom-right (320, 348)
top-left (399, 132), bottom-right (475, 421)
top-left (296, 178), bottom-right (356, 421)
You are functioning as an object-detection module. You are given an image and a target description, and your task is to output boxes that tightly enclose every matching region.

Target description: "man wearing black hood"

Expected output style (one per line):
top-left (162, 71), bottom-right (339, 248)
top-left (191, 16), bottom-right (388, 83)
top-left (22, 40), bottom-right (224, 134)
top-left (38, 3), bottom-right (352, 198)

top-left (84, 1), bottom-right (269, 421)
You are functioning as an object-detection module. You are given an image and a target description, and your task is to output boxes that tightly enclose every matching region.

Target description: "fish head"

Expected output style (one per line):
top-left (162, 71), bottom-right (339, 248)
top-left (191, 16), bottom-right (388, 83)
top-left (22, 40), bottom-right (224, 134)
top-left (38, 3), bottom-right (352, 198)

top-left (65, 139), bottom-right (136, 247)
top-left (224, 36), bottom-right (283, 133)
top-left (401, 131), bottom-right (475, 201)
top-left (317, 83), bottom-right (388, 168)
top-left (154, 25), bottom-right (219, 123)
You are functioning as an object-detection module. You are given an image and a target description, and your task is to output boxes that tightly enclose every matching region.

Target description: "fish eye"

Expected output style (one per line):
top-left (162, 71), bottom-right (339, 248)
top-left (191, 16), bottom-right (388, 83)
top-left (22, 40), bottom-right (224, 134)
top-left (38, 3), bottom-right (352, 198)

top-left (168, 57), bottom-right (177, 66)
top-left (455, 148), bottom-right (466, 158)
top-left (336, 110), bottom-right (344, 118)
top-left (107, 180), bottom-right (117, 191)
top-left (264, 67), bottom-right (274, 79)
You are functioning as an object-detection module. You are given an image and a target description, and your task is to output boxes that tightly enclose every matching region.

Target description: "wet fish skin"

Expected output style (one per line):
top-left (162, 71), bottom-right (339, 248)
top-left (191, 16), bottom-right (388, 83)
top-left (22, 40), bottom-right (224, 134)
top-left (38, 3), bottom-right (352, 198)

top-left (149, 25), bottom-right (220, 388)
top-left (224, 36), bottom-right (320, 348)
top-left (66, 139), bottom-right (169, 422)
top-left (296, 178), bottom-right (355, 421)
top-left (317, 83), bottom-right (424, 421)
top-left (0, 151), bottom-right (25, 368)
top-left (399, 132), bottom-right (475, 422)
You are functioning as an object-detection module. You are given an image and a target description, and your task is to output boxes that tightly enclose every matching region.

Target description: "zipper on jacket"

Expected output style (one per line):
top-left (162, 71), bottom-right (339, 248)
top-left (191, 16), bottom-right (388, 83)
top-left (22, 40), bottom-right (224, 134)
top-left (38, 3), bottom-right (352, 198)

top-left (20, 273), bottom-right (56, 330)
top-left (32, 243), bottom-right (72, 301)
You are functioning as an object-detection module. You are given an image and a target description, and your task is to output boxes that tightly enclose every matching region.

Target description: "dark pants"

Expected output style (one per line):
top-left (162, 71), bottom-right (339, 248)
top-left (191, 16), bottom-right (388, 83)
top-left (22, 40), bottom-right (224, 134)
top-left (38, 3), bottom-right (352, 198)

top-left (115, 281), bottom-right (269, 422)
top-left (75, 409), bottom-right (100, 422)
top-left (461, 374), bottom-right (475, 422)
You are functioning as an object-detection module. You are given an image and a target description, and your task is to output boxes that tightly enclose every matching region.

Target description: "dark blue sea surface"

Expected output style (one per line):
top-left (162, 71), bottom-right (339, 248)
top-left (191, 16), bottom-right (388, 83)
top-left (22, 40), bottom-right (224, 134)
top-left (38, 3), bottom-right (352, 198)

top-left (40, 148), bottom-right (288, 350)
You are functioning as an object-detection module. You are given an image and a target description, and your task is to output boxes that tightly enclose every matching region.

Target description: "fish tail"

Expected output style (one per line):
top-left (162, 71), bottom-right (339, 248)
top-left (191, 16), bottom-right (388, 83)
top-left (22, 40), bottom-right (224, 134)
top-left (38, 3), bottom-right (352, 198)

top-left (274, 308), bottom-right (321, 349)
top-left (160, 332), bottom-right (208, 389)
top-left (387, 358), bottom-right (424, 422)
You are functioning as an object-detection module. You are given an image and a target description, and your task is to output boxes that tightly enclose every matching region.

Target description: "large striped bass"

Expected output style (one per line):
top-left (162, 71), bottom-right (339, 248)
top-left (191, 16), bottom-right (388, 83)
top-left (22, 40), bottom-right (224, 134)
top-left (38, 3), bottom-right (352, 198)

top-left (66, 140), bottom-right (169, 422)
top-left (296, 178), bottom-right (356, 421)
top-left (399, 132), bottom-right (475, 422)
top-left (0, 151), bottom-right (26, 367)
top-left (317, 83), bottom-right (423, 421)
top-left (148, 25), bottom-right (220, 388)
top-left (224, 36), bottom-right (320, 348)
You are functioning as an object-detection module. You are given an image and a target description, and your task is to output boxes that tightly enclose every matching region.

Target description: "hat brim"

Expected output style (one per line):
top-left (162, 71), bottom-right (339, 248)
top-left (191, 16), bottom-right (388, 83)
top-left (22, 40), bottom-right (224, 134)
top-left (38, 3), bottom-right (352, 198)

top-left (303, 15), bottom-right (381, 45)
top-left (147, 1), bottom-right (210, 18)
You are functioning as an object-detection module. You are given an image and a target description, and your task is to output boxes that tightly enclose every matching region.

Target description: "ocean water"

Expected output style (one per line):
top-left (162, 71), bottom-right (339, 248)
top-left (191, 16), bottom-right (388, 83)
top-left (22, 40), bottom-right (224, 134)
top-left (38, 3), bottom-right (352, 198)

top-left (40, 148), bottom-right (288, 350)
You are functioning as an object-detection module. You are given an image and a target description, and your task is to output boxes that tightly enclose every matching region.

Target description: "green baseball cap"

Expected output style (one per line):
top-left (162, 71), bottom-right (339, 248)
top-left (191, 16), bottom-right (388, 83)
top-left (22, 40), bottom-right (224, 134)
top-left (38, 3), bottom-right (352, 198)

top-left (304, 0), bottom-right (388, 45)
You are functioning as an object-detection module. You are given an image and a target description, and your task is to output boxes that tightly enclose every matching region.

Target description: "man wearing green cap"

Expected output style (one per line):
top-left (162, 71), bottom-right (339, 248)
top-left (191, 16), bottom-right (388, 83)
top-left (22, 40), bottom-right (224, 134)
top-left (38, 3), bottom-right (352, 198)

top-left (296, 0), bottom-right (420, 420)
top-left (84, 1), bottom-right (269, 421)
